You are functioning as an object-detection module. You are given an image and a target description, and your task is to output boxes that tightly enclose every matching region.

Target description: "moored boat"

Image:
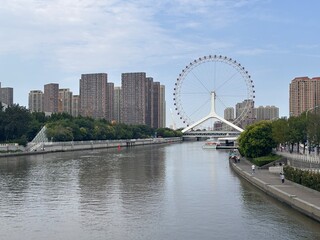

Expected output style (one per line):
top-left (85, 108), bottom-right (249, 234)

top-left (202, 138), bottom-right (220, 149)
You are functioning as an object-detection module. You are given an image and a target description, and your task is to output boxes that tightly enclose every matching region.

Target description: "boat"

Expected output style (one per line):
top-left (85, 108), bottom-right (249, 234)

top-left (202, 138), bottom-right (220, 149)
top-left (216, 137), bottom-right (238, 149)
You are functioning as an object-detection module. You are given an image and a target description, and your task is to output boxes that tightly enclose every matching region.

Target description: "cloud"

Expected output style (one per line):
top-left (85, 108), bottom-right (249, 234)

top-left (0, 0), bottom-right (264, 73)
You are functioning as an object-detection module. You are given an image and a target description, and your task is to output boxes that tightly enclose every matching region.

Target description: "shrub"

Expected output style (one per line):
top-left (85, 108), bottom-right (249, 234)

top-left (284, 166), bottom-right (320, 192)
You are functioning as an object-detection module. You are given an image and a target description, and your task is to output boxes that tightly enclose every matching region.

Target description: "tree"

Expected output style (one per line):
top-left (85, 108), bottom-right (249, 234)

top-left (2, 104), bottom-right (32, 142)
top-left (238, 121), bottom-right (276, 158)
top-left (271, 118), bottom-right (289, 147)
top-left (287, 115), bottom-right (307, 153)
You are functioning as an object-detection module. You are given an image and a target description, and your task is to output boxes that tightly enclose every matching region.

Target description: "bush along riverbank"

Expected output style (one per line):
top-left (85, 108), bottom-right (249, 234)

top-left (284, 166), bottom-right (320, 192)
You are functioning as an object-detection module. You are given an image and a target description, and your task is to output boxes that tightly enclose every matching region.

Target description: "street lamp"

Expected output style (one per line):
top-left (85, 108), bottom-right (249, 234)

top-left (306, 105), bottom-right (319, 154)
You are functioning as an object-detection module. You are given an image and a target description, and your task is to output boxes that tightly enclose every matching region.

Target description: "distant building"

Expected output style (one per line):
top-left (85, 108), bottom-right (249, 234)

top-left (255, 105), bottom-right (279, 121)
top-left (145, 77), bottom-right (154, 127)
top-left (106, 82), bottom-right (114, 122)
top-left (224, 107), bottom-right (234, 121)
top-left (44, 83), bottom-right (59, 114)
top-left (58, 88), bottom-right (73, 114)
top-left (289, 76), bottom-right (320, 116)
top-left (121, 72), bottom-right (146, 125)
top-left (28, 90), bottom-right (43, 112)
top-left (113, 87), bottom-right (121, 123)
top-left (235, 99), bottom-right (255, 128)
top-left (0, 87), bottom-right (13, 106)
top-left (120, 72), bottom-right (165, 128)
top-left (79, 73), bottom-right (108, 119)
top-left (153, 82), bottom-right (160, 129)
top-left (72, 95), bottom-right (80, 117)
top-left (160, 85), bottom-right (166, 128)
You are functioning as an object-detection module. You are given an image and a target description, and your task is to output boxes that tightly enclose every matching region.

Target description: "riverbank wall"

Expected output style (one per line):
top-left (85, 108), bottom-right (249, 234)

top-left (229, 159), bottom-right (320, 223)
top-left (0, 137), bottom-right (182, 158)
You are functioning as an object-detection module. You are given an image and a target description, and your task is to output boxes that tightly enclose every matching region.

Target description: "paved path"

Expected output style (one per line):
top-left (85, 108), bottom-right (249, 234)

top-left (230, 158), bottom-right (320, 222)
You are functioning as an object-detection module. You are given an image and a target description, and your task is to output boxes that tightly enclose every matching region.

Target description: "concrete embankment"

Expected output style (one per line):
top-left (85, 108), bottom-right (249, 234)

top-left (229, 159), bottom-right (320, 223)
top-left (0, 137), bottom-right (182, 158)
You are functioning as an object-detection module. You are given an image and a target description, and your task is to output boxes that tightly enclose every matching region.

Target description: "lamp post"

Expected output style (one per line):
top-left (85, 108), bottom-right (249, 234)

top-left (306, 105), bottom-right (319, 155)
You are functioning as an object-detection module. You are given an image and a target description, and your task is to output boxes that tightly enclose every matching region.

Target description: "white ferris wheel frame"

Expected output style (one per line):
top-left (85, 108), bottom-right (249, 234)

top-left (173, 55), bottom-right (255, 133)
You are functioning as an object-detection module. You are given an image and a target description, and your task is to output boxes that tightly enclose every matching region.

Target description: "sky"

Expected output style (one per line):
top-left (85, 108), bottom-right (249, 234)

top-left (1, 0), bottom-right (320, 128)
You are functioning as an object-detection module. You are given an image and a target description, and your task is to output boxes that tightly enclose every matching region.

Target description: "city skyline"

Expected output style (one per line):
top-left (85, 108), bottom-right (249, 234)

top-left (1, 1), bottom-right (320, 128)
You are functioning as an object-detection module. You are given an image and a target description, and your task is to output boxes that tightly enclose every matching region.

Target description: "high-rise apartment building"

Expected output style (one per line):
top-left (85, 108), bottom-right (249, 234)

top-left (72, 95), bottom-right (80, 117)
top-left (160, 85), bottom-right (166, 128)
top-left (289, 77), bottom-right (320, 116)
top-left (58, 88), bottom-right (73, 114)
top-left (145, 77), bottom-right (154, 127)
top-left (106, 82), bottom-right (114, 122)
top-left (255, 105), bottom-right (279, 121)
top-left (236, 99), bottom-right (255, 128)
top-left (224, 107), bottom-right (234, 121)
top-left (121, 72), bottom-right (146, 125)
top-left (43, 83), bottom-right (59, 114)
top-left (80, 73), bottom-right (108, 119)
top-left (153, 82), bottom-right (160, 129)
top-left (113, 87), bottom-right (121, 123)
top-left (28, 90), bottom-right (43, 112)
top-left (0, 87), bottom-right (13, 106)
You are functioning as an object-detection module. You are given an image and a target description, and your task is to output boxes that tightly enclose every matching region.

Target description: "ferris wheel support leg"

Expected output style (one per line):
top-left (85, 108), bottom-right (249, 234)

top-left (181, 91), bottom-right (244, 133)
top-left (181, 114), bottom-right (243, 133)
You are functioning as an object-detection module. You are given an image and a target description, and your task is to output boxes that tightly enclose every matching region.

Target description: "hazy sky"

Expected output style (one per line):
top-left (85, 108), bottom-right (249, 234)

top-left (1, 0), bottom-right (320, 127)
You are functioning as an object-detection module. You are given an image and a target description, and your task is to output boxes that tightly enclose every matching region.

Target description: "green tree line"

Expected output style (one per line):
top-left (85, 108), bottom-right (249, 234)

top-left (238, 111), bottom-right (320, 158)
top-left (0, 104), bottom-right (182, 145)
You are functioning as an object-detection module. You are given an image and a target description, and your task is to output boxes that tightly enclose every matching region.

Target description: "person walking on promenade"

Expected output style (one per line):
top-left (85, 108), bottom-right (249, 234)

top-left (280, 173), bottom-right (285, 183)
top-left (251, 164), bottom-right (255, 174)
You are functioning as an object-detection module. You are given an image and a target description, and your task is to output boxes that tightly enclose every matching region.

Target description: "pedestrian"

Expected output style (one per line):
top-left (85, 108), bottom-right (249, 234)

top-left (251, 164), bottom-right (255, 174)
top-left (281, 173), bottom-right (285, 183)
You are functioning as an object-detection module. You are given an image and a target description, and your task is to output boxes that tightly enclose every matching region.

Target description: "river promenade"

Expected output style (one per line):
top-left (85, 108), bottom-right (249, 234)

top-left (230, 158), bottom-right (320, 223)
top-left (0, 137), bottom-right (182, 158)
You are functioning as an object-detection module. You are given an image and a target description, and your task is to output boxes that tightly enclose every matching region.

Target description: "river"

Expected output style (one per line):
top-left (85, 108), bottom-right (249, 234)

top-left (0, 141), bottom-right (319, 240)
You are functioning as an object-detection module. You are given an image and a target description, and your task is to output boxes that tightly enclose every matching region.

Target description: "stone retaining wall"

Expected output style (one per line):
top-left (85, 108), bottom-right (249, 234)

top-left (230, 161), bottom-right (320, 223)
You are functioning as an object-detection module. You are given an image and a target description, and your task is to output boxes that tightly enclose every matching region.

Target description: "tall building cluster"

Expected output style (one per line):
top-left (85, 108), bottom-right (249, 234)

top-left (289, 76), bottom-right (320, 116)
top-left (28, 72), bottom-right (166, 129)
top-left (222, 100), bottom-right (279, 130)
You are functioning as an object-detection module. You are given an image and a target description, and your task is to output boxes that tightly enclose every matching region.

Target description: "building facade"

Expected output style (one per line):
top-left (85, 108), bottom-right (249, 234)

top-left (152, 82), bottom-right (160, 129)
top-left (235, 99), bottom-right (255, 128)
top-left (58, 88), bottom-right (73, 114)
top-left (255, 105), bottom-right (279, 121)
top-left (80, 73), bottom-right (108, 119)
top-left (289, 77), bottom-right (320, 116)
top-left (113, 87), bottom-right (121, 123)
top-left (72, 95), bottom-right (80, 117)
top-left (0, 87), bottom-right (13, 106)
top-left (43, 83), bottom-right (59, 114)
top-left (160, 85), bottom-right (166, 128)
top-left (224, 107), bottom-right (234, 121)
top-left (106, 82), bottom-right (114, 122)
top-left (120, 72), bottom-right (146, 125)
top-left (28, 90), bottom-right (43, 112)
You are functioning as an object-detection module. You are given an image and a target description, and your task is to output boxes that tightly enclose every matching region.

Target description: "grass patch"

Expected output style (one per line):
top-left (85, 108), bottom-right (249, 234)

top-left (251, 154), bottom-right (282, 167)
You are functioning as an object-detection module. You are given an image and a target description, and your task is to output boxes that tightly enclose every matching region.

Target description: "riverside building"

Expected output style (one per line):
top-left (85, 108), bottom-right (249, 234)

top-left (289, 76), bottom-right (320, 116)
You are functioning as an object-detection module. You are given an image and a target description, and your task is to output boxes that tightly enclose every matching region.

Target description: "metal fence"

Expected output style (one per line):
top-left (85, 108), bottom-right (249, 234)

top-left (276, 151), bottom-right (320, 170)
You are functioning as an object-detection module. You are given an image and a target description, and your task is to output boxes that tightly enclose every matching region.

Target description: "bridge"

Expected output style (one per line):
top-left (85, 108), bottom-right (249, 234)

top-left (181, 91), bottom-right (243, 140)
top-left (182, 130), bottom-right (241, 140)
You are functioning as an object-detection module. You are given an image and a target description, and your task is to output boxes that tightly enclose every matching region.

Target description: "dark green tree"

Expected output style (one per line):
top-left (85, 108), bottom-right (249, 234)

top-left (238, 121), bottom-right (276, 158)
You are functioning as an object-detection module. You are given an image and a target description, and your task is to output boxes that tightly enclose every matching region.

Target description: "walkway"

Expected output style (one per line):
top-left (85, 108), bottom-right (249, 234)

top-left (230, 158), bottom-right (320, 223)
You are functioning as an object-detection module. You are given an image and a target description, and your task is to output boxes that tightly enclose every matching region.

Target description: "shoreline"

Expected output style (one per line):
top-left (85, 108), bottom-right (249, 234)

top-left (229, 159), bottom-right (320, 223)
top-left (0, 137), bottom-right (182, 158)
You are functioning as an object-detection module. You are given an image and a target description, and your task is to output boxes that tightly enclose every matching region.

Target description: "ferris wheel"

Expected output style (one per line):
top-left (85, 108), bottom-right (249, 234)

top-left (173, 55), bottom-right (255, 131)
